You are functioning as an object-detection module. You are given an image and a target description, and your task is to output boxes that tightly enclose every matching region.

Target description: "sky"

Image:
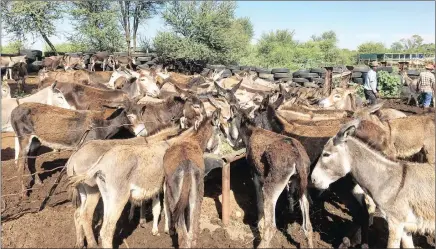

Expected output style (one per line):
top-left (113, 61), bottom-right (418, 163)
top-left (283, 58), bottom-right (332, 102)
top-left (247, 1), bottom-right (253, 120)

top-left (2, 1), bottom-right (435, 51)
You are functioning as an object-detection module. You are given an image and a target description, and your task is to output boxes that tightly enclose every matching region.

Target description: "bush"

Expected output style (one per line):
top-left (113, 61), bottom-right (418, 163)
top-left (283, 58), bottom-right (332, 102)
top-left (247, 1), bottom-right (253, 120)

top-left (377, 71), bottom-right (402, 97)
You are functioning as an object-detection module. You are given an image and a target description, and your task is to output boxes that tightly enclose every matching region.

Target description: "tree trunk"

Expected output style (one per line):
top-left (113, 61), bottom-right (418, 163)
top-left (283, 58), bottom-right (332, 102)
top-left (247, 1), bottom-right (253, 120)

top-left (41, 32), bottom-right (57, 55)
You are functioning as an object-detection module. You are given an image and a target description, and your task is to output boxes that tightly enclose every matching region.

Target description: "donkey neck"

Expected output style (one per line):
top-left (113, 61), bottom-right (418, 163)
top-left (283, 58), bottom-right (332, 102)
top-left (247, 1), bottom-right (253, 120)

top-left (347, 137), bottom-right (405, 206)
top-left (191, 120), bottom-right (214, 150)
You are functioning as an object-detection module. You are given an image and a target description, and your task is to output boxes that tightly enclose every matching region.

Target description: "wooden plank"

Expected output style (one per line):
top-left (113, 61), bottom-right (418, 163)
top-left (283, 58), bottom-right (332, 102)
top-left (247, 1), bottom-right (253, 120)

top-left (222, 163), bottom-right (230, 226)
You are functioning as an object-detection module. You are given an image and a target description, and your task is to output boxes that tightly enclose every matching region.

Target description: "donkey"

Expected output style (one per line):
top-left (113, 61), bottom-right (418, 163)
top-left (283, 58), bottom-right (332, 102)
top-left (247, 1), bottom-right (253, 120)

top-left (311, 119), bottom-right (435, 248)
top-left (163, 109), bottom-right (222, 248)
top-left (68, 109), bottom-right (221, 248)
top-left (227, 104), bottom-right (313, 248)
top-left (400, 70), bottom-right (420, 106)
top-left (67, 126), bottom-right (181, 248)
top-left (11, 103), bottom-right (144, 195)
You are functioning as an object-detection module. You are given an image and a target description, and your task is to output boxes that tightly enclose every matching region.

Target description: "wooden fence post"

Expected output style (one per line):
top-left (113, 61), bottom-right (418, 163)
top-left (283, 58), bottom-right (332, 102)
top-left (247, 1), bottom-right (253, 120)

top-left (222, 162), bottom-right (230, 226)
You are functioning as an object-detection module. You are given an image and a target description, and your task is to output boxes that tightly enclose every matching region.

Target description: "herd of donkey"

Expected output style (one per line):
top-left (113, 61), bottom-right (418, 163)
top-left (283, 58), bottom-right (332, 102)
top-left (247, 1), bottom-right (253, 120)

top-left (1, 52), bottom-right (435, 249)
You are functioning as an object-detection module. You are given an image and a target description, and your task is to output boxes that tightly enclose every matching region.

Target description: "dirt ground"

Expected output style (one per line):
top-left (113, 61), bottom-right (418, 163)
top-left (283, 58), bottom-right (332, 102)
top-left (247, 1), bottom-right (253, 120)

top-left (1, 78), bottom-right (434, 248)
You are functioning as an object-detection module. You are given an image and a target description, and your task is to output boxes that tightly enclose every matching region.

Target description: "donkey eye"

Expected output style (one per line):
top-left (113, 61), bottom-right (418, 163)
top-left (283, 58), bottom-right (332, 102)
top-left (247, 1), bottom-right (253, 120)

top-left (322, 152), bottom-right (331, 157)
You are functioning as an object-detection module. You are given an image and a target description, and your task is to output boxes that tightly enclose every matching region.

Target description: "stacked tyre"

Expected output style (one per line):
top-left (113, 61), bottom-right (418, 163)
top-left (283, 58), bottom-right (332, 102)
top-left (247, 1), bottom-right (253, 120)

top-left (291, 68), bottom-right (325, 88)
top-left (351, 66), bottom-right (369, 84)
top-left (406, 69), bottom-right (420, 80)
top-left (256, 68), bottom-right (274, 81)
top-left (271, 68), bottom-right (291, 82)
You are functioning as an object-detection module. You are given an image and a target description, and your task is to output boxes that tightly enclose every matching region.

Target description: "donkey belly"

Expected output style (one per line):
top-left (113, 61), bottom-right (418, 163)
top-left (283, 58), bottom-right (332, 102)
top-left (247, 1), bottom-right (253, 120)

top-left (404, 211), bottom-right (435, 235)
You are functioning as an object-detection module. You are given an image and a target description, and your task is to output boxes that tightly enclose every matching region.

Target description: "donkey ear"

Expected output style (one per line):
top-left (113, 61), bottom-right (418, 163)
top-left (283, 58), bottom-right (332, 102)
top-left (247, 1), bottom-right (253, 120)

top-left (334, 119), bottom-right (361, 144)
top-left (212, 108), bottom-right (222, 125)
top-left (367, 101), bottom-right (384, 114)
top-left (271, 93), bottom-right (284, 110)
top-left (214, 80), bottom-right (227, 97)
top-left (231, 79), bottom-right (243, 94)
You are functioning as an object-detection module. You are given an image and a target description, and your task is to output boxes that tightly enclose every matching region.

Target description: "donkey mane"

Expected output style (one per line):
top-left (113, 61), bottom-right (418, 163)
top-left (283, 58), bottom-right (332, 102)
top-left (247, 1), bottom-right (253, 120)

top-left (348, 136), bottom-right (407, 199)
top-left (353, 120), bottom-right (398, 161)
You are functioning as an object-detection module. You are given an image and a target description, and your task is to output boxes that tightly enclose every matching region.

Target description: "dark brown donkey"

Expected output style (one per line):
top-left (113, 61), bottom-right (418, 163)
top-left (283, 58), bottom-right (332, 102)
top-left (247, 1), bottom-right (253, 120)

top-left (163, 109), bottom-right (222, 248)
top-left (11, 103), bottom-right (142, 196)
top-left (228, 105), bottom-right (313, 248)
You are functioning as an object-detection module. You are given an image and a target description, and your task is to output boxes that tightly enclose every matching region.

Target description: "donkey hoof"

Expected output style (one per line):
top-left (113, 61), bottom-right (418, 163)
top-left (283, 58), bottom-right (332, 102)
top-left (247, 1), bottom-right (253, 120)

top-left (152, 228), bottom-right (159, 236)
top-left (74, 242), bottom-right (85, 248)
top-left (164, 228), bottom-right (169, 234)
top-left (139, 219), bottom-right (146, 228)
top-left (257, 241), bottom-right (269, 249)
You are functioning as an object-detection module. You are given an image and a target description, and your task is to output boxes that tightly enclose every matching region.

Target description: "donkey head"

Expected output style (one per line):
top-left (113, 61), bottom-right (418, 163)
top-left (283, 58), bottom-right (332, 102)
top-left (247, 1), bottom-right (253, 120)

top-left (311, 118), bottom-right (362, 190)
top-left (318, 87), bottom-right (359, 111)
top-left (205, 108), bottom-right (224, 154)
top-left (213, 79), bottom-right (242, 108)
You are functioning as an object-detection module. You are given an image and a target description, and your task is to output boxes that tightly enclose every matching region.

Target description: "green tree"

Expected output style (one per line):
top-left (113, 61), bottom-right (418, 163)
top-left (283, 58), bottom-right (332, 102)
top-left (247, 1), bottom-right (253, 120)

top-left (390, 41), bottom-right (404, 52)
top-left (357, 41), bottom-right (387, 54)
top-left (1, 0), bottom-right (64, 52)
top-left (67, 1), bottom-right (124, 52)
top-left (154, 1), bottom-right (253, 64)
top-left (0, 41), bottom-right (25, 54)
top-left (43, 42), bottom-right (87, 53)
top-left (117, 1), bottom-right (163, 54)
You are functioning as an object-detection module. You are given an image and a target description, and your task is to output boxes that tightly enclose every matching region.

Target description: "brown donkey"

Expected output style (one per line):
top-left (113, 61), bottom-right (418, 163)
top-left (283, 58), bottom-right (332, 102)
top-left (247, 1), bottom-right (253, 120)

top-left (163, 109), bottom-right (222, 248)
top-left (228, 105), bottom-right (314, 248)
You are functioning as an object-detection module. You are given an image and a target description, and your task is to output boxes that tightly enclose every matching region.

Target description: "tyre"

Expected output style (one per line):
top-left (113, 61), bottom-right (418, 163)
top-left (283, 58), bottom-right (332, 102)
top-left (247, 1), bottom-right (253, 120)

top-left (146, 61), bottom-right (156, 65)
top-left (407, 70), bottom-right (420, 76)
top-left (136, 56), bottom-right (152, 61)
top-left (274, 72), bottom-right (291, 78)
top-left (353, 66), bottom-right (369, 73)
top-left (352, 77), bottom-right (364, 84)
top-left (137, 64), bottom-right (150, 70)
top-left (275, 77), bottom-right (292, 82)
top-left (299, 72), bottom-right (319, 79)
top-left (292, 78), bottom-right (309, 83)
top-left (207, 64), bottom-right (226, 70)
top-left (227, 65), bottom-right (240, 71)
top-left (258, 73), bottom-right (274, 80)
top-left (377, 66), bottom-right (393, 73)
top-left (313, 78), bottom-right (325, 84)
top-left (352, 72), bottom-right (362, 78)
top-left (232, 69), bottom-right (241, 74)
top-left (289, 82), bottom-right (301, 87)
top-left (256, 68), bottom-right (271, 74)
top-left (304, 82), bottom-right (320, 88)
top-left (271, 68), bottom-right (290, 74)
top-left (293, 69), bottom-right (310, 77)
top-left (310, 68), bottom-right (326, 74)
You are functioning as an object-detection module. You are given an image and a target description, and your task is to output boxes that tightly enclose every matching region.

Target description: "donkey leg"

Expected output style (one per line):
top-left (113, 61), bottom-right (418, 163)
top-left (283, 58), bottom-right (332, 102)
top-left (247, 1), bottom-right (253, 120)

top-left (14, 136), bottom-right (20, 165)
top-left (252, 173), bottom-right (264, 230)
top-left (350, 183), bottom-right (370, 246)
top-left (151, 195), bottom-right (161, 235)
top-left (74, 185), bottom-right (86, 248)
top-left (386, 221), bottom-right (403, 248)
top-left (299, 190), bottom-right (314, 248)
top-left (81, 186), bottom-right (100, 248)
top-left (163, 184), bottom-right (171, 234)
top-left (258, 173), bottom-right (292, 248)
top-left (401, 231), bottom-right (414, 248)
top-left (99, 193), bottom-right (129, 249)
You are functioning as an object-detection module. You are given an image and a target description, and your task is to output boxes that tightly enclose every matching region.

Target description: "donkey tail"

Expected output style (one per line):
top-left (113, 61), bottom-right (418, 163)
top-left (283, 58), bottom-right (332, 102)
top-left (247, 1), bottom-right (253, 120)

top-left (170, 160), bottom-right (199, 230)
top-left (67, 153), bottom-right (106, 189)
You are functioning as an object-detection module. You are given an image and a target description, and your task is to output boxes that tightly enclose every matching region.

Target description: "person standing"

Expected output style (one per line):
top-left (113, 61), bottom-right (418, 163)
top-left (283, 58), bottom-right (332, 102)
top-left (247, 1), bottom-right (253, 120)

top-left (363, 61), bottom-right (379, 105)
top-left (417, 63), bottom-right (435, 109)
